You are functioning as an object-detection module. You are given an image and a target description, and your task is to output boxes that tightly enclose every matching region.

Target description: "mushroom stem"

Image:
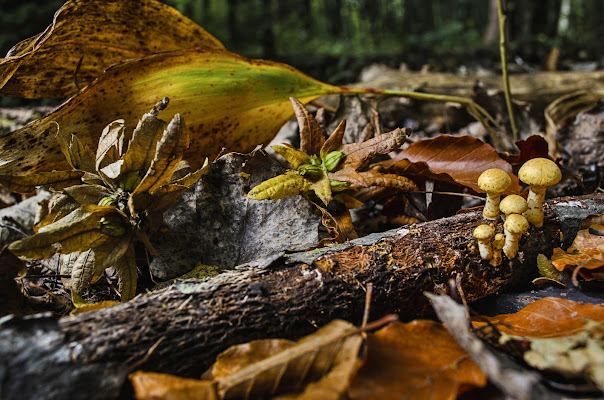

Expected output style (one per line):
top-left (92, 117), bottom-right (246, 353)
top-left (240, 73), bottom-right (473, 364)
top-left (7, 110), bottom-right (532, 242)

top-left (490, 233), bottom-right (505, 266)
top-left (484, 194), bottom-right (502, 220)
top-left (503, 214), bottom-right (529, 259)
top-left (503, 231), bottom-right (523, 259)
top-left (473, 224), bottom-right (494, 260)
top-left (525, 185), bottom-right (547, 227)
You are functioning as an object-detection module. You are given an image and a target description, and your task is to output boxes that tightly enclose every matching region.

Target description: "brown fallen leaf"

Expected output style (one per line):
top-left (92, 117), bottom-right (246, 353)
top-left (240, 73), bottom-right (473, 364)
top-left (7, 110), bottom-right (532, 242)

top-left (130, 319), bottom-right (363, 400)
top-left (386, 134), bottom-right (522, 194)
top-left (551, 224), bottom-right (604, 281)
top-left (130, 371), bottom-right (218, 400)
top-left (472, 297), bottom-right (604, 338)
top-left (0, 0), bottom-right (224, 98)
top-left (348, 320), bottom-right (486, 400)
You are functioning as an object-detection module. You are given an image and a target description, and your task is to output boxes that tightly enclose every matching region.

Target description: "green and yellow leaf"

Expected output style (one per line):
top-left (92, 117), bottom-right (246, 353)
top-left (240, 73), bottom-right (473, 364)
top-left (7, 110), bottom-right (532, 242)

top-left (310, 174), bottom-right (333, 206)
top-left (271, 145), bottom-right (311, 170)
top-left (0, 49), bottom-right (339, 175)
top-left (0, 0), bottom-right (225, 98)
top-left (247, 170), bottom-right (312, 201)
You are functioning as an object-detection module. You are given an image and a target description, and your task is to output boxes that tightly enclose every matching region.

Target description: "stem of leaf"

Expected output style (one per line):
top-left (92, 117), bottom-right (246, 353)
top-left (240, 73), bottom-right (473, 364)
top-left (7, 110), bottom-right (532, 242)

top-left (497, 0), bottom-right (519, 143)
top-left (338, 86), bottom-right (506, 150)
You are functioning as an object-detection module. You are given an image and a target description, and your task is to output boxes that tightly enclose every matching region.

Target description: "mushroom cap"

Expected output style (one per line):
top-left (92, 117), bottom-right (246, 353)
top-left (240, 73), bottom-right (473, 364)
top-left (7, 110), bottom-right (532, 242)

top-left (473, 224), bottom-right (495, 240)
top-left (478, 168), bottom-right (512, 194)
top-left (500, 194), bottom-right (528, 215)
top-left (518, 158), bottom-right (561, 187)
top-left (504, 213), bottom-right (529, 234)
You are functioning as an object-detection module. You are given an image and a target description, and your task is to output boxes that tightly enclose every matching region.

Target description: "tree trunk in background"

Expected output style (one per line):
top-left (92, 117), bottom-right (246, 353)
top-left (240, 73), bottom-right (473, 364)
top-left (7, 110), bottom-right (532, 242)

top-left (227, 0), bottom-right (239, 46)
top-left (324, 0), bottom-right (343, 37)
top-left (484, 0), bottom-right (499, 42)
top-left (260, 0), bottom-right (276, 58)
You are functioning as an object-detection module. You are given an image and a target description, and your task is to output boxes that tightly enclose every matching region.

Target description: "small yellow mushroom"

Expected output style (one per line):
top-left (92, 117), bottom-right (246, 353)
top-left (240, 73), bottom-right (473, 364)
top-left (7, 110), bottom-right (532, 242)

top-left (518, 158), bottom-right (561, 228)
top-left (478, 168), bottom-right (511, 220)
top-left (490, 233), bottom-right (505, 266)
top-left (473, 224), bottom-right (495, 260)
top-left (499, 194), bottom-right (528, 221)
top-left (503, 214), bottom-right (529, 259)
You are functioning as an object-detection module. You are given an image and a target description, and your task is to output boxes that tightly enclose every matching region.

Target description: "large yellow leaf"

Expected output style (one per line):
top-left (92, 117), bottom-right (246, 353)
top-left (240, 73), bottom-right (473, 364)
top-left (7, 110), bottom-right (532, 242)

top-left (0, 0), bottom-right (224, 98)
top-left (0, 49), bottom-right (339, 175)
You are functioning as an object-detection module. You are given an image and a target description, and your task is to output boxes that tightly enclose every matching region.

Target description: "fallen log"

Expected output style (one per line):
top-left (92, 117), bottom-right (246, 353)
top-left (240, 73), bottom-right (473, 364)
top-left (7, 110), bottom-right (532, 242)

top-left (1, 194), bottom-right (603, 400)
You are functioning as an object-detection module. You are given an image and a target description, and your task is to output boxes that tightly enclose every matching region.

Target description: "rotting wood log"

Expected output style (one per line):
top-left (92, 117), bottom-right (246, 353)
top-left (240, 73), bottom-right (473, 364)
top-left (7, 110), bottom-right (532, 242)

top-left (1, 194), bottom-right (604, 400)
top-left (356, 67), bottom-right (604, 112)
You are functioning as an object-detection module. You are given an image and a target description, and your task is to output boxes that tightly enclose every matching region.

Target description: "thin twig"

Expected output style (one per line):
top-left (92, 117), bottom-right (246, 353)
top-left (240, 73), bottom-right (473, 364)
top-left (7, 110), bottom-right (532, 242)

top-left (497, 0), bottom-right (519, 142)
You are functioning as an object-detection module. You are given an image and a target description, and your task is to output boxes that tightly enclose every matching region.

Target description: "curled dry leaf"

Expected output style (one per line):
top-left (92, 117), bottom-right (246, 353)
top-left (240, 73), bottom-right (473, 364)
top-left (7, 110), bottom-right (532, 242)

top-left (472, 297), bottom-right (604, 339)
top-left (349, 320), bottom-right (486, 400)
top-left (0, 0), bottom-right (225, 98)
top-left (551, 224), bottom-right (604, 281)
top-left (248, 98), bottom-right (417, 242)
top-left (386, 134), bottom-right (521, 194)
top-left (8, 100), bottom-right (208, 301)
top-left (130, 319), bottom-right (362, 400)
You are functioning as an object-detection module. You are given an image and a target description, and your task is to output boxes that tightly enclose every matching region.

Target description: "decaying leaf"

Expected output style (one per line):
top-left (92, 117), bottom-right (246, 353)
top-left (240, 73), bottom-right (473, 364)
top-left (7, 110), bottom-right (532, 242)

top-left (130, 372), bottom-right (218, 400)
top-left (551, 224), bottom-right (604, 281)
top-left (0, 0), bottom-right (225, 98)
top-left (386, 134), bottom-right (522, 194)
top-left (248, 98), bottom-right (417, 242)
top-left (8, 100), bottom-right (208, 301)
top-left (472, 297), bottom-right (604, 339)
top-left (150, 151), bottom-right (320, 280)
top-left (0, 49), bottom-right (339, 175)
top-left (520, 320), bottom-right (604, 391)
top-left (349, 320), bottom-right (486, 400)
top-left (130, 319), bottom-right (362, 400)
top-left (69, 290), bottom-right (119, 316)
top-left (0, 170), bottom-right (84, 193)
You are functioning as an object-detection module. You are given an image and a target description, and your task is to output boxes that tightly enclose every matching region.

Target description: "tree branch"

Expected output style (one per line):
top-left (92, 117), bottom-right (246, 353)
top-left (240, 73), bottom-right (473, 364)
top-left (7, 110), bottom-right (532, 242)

top-left (2, 194), bottom-right (603, 400)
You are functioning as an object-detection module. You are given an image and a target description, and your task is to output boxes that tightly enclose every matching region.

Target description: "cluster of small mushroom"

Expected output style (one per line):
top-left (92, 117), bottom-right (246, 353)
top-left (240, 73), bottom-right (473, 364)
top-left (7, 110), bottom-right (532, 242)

top-left (473, 158), bottom-right (561, 266)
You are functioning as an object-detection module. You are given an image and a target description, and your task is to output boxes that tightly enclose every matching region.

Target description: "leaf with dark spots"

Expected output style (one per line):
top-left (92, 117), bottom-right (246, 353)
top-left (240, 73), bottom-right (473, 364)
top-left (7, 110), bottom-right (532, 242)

top-left (0, 0), bottom-right (225, 98)
top-left (0, 170), bottom-right (84, 193)
top-left (387, 134), bottom-right (522, 194)
top-left (0, 49), bottom-right (339, 175)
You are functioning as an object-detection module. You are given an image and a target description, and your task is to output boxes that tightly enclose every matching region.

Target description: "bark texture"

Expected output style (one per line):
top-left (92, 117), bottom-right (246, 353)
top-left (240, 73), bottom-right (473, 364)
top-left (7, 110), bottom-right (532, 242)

top-left (1, 194), bottom-right (603, 400)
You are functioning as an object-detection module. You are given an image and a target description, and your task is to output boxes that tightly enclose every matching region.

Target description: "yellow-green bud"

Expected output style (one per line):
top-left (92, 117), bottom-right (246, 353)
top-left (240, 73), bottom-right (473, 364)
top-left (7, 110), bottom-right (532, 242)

top-left (298, 163), bottom-right (323, 180)
top-left (329, 179), bottom-right (349, 188)
top-left (97, 196), bottom-right (116, 207)
top-left (99, 215), bottom-right (127, 237)
top-left (323, 151), bottom-right (345, 172)
top-left (119, 170), bottom-right (142, 192)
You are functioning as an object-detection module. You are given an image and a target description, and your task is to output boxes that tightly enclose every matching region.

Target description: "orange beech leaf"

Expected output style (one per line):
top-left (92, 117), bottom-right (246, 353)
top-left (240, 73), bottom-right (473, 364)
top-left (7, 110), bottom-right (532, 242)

top-left (130, 371), bottom-right (217, 400)
top-left (387, 135), bottom-right (522, 194)
top-left (472, 297), bottom-right (604, 338)
top-left (349, 320), bottom-right (486, 400)
top-left (551, 225), bottom-right (604, 279)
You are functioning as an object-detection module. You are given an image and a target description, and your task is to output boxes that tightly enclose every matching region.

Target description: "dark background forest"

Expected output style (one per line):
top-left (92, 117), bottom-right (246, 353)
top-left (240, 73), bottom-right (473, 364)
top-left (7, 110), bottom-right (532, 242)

top-left (1, 0), bottom-right (603, 84)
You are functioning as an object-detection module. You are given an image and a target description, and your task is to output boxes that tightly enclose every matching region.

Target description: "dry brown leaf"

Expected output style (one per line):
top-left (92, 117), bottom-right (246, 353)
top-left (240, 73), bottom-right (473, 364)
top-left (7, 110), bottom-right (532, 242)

top-left (130, 371), bottom-right (218, 400)
top-left (349, 320), bottom-right (486, 400)
top-left (209, 339), bottom-right (295, 380)
top-left (472, 297), bottom-right (604, 338)
top-left (0, 0), bottom-right (224, 98)
top-left (387, 134), bottom-right (522, 194)
top-left (551, 225), bottom-right (604, 280)
top-left (215, 319), bottom-right (362, 399)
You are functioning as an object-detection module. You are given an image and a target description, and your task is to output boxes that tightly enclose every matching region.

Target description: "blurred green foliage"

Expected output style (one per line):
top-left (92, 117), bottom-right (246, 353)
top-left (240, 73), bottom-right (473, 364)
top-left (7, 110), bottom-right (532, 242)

top-left (1, 0), bottom-right (602, 85)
